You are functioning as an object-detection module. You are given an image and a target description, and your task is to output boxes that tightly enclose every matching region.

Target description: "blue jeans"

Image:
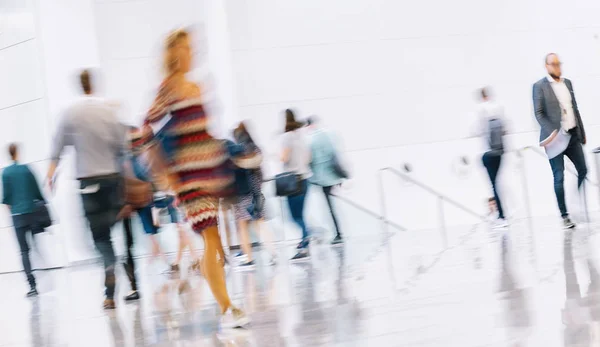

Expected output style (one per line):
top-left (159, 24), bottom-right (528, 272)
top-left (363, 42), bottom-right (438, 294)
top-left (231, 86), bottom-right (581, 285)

top-left (287, 179), bottom-right (309, 246)
top-left (549, 131), bottom-right (587, 217)
top-left (482, 152), bottom-right (505, 219)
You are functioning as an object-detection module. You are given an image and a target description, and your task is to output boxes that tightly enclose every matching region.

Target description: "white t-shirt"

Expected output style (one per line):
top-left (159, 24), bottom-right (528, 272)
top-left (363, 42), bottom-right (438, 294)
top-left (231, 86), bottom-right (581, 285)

top-left (282, 129), bottom-right (312, 179)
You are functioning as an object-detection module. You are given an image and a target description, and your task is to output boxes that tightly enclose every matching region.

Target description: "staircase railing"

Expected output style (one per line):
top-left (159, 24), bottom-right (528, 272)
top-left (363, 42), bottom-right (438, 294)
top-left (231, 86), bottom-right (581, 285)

top-left (378, 167), bottom-right (487, 249)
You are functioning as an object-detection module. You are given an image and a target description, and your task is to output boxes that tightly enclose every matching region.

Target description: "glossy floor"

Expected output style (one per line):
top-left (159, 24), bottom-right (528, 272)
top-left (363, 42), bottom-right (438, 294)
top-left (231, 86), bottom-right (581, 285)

top-left (1, 217), bottom-right (600, 346)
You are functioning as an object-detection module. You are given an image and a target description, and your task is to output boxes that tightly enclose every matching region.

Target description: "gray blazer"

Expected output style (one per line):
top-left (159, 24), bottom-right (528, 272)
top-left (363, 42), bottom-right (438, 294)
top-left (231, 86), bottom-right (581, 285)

top-left (532, 77), bottom-right (586, 144)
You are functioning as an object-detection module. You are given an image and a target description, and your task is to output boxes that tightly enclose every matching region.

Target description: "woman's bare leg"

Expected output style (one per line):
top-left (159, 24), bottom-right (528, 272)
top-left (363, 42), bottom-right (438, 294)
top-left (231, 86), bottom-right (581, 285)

top-left (202, 226), bottom-right (232, 313)
top-left (237, 219), bottom-right (253, 261)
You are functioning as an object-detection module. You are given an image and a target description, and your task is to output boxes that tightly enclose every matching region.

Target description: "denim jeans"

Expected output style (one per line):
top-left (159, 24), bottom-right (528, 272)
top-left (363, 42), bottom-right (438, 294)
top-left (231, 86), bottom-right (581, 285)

top-left (482, 152), bottom-right (505, 220)
top-left (80, 174), bottom-right (123, 299)
top-left (287, 179), bottom-right (309, 246)
top-left (548, 131), bottom-right (587, 217)
top-left (322, 186), bottom-right (341, 237)
top-left (12, 213), bottom-right (41, 289)
top-left (122, 217), bottom-right (137, 292)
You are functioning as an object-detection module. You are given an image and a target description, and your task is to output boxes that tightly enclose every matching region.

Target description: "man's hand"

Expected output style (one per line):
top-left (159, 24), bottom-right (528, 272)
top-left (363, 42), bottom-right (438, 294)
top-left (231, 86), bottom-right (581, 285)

top-left (540, 130), bottom-right (559, 147)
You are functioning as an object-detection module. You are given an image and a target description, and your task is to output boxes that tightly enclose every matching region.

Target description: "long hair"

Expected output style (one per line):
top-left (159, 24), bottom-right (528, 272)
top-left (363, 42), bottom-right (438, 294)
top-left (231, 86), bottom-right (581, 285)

top-left (284, 108), bottom-right (303, 132)
top-left (163, 29), bottom-right (190, 75)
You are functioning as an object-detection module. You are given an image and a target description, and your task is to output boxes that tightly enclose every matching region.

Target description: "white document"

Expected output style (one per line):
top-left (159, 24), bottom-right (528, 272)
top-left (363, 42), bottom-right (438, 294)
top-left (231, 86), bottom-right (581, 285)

top-left (79, 184), bottom-right (100, 194)
top-left (544, 130), bottom-right (571, 159)
top-left (149, 113), bottom-right (172, 136)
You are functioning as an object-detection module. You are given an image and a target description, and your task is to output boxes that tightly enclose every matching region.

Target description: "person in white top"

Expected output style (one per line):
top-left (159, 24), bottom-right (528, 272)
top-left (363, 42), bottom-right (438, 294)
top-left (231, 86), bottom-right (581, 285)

top-left (476, 87), bottom-right (508, 227)
top-left (532, 53), bottom-right (587, 229)
top-left (281, 109), bottom-right (312, 261)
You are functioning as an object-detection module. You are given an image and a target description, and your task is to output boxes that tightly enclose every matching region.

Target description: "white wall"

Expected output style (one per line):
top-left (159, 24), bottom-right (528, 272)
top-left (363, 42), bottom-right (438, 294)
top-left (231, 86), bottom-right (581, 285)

top-left (224, 0), bottom-right (600, 230)
top-left (0, 0), bottom-right (67, 272)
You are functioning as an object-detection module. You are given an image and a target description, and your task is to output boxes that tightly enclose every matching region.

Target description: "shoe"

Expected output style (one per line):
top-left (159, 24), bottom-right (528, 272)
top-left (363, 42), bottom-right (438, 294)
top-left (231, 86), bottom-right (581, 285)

top-left (290, 250), bottom-right (310, 262)
top-left (234, 252), bottom-right (248, 261)
top-left (236, 260), bottom-right (256, 271)
top-left (296, 239), bottom-right (310, 250)
top-left (331, 235), bottom-right (344, 245)
top-left (103, 299), bottom-right (116, 310)
top-left (170, 264), bottom-right (180, 273)
top-left (26, 288), bottom-right (38, 298)
top-left (563, 217), bottom-right (576, 229)
top-left (220, 307), bottom-right (250, 329)
top-left (124, 291), bottom-right (140, 301)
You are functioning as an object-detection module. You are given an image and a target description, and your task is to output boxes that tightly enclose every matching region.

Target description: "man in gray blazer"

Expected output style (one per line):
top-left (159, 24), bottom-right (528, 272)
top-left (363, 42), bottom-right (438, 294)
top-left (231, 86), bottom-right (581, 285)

top-left (533, 53), bottom-right (587, 229)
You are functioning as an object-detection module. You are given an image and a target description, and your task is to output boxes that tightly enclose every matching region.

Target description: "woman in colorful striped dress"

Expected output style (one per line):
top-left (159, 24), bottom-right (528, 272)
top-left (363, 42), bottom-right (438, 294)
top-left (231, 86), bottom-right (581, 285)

top-left (141, 29), bottom-right (249, 329)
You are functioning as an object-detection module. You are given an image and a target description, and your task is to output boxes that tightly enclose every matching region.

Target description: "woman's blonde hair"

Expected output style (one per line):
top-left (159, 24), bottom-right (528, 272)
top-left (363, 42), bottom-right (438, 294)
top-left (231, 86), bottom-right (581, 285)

top-left (163, 29), bottom-right (190, 75)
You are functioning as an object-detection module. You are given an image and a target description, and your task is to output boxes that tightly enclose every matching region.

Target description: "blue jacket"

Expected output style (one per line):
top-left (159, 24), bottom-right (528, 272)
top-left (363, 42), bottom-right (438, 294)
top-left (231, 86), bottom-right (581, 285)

top-left (309, 129), bottom-right (343, 187)
top-left (2, 163), bottom-right (45, 215)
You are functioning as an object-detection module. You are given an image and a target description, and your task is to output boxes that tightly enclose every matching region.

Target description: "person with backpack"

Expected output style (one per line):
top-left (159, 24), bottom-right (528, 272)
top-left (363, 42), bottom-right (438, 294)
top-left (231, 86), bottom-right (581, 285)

top-left (307, 116), bottom-right (346, 244)
top-left (477, 87), bottom-right (508, 227)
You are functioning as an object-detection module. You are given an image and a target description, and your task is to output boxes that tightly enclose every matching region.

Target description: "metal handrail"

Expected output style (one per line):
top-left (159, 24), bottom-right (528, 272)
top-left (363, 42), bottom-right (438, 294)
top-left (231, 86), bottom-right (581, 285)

top-left (519, 145), bottom-right (599, 187)
top-left (380, 167), bottom-right (487, 221)
top-left (329, 191), bottom-right (406, 231)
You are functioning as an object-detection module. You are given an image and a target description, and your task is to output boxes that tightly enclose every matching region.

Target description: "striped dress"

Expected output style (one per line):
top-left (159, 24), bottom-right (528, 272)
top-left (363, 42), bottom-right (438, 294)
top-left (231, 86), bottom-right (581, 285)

top-left (142, 82), bottom-right (234, 233)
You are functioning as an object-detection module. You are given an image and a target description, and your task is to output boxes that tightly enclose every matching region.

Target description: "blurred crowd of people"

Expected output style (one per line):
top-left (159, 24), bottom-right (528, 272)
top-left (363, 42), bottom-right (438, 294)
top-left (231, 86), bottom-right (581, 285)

top-left (1, 29), bottom-right (348, 330)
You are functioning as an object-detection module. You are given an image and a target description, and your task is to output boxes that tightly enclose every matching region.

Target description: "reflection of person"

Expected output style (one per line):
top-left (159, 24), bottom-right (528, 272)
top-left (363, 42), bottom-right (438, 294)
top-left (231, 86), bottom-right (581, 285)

top-left (2, 144), bottom-right (45, 297)
top-left (307, 116), bottom-right (344, 244)
top-left (47, 69), bottom-right (128, 309)
top-left (476, 88), bottom-right (507, 227)
top-left (533, 53), bottom-right (587, 229)
top-left (142, 29), bottom-right (248, 328)
top-left (562, 232), bottom-right (591, 345)
top-left (281, 109), bottom-right (312, 261)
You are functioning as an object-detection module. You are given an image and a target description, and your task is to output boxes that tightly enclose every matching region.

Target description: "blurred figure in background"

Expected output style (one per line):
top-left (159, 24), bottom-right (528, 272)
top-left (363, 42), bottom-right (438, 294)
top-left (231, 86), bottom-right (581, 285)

top-left (281, 109), bottom-right (312, 261)
top-left (230, 122), bottom-right (277, 269)
top-left (46, 69), bottom-right (128, 309)
top-left (476, 87), bottom-right (508, 228)
top-left (128, 127), bottom-right (199, 274)
top-left (142, 29), bottom-right (249, 328)
top-left (2, 143), bottom-right (45, 297)
top-left (306, 116), bottom-right (344, 244)
top-left (533, 53), bottom-right (587, 229)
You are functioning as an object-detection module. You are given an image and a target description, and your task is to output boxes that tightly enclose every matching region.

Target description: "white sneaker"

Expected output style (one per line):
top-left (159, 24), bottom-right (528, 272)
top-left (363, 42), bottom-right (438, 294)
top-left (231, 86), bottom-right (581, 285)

top-left (220, 307), bottom-right (250, 329)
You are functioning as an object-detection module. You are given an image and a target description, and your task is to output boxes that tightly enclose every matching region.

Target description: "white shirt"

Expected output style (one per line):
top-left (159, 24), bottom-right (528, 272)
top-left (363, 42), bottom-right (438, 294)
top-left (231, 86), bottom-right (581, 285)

top-left (282, 129), bottom-right (312, 179)
top-left (547, 75), bottom-right (577, 131)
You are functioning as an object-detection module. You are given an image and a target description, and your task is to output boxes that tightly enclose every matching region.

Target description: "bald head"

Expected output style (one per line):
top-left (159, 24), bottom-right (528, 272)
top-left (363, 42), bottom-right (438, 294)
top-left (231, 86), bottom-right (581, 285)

top-left (545, 53), bottom-right (562, 80)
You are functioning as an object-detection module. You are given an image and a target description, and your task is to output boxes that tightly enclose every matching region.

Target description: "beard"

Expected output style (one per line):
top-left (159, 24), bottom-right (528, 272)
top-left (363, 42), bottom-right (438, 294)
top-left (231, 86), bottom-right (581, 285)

top-left (549, 72), bottom-right (561, 80)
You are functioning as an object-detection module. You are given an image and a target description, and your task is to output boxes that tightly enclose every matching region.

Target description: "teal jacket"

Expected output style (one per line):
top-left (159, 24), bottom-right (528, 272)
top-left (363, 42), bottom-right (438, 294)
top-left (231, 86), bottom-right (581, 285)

top-left (2, 163), bottom-right (45, 215)
top-left (309, 129), bottom-right (343, 187)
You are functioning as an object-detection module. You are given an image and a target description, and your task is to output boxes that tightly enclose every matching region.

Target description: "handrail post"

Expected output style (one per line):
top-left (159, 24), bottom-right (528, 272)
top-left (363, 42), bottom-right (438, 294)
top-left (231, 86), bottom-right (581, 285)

top-left (438, 196), bottom-right (448, 249)
top-left (378, 169), bottom-right (388, 225)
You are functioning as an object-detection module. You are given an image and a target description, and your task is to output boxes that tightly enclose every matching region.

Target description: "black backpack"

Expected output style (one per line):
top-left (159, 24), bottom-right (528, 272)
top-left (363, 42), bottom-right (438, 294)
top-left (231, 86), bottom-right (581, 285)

top-left (487, 118), bottom-right (504, 155)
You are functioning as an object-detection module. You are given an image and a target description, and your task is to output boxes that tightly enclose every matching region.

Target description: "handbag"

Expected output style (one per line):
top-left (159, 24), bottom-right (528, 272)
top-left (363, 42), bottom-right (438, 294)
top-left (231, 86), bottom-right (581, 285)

top-left (124, 176), bottom-right (153, 209)
top-left (275, 172), bottom-right (302, 197)
top-left (32, 200), bottom-right (52, 232)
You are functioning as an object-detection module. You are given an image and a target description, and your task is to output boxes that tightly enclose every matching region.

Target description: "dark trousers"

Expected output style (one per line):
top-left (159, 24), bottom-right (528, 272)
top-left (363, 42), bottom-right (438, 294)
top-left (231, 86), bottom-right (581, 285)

top-left (549, 131), bottom-right (587, 218)
top-left (482, 152), bottom-right (505, 220)
top-left (12, 213), bottom-right (41, 289)
top-left (123, 217), bottom-right (137, 292)
top-left (80, 175), bottom-right (123, 299)
top-left (322, 186), bottom-right (341, 237)
top-left (287, 179), bottom-right (309, 245)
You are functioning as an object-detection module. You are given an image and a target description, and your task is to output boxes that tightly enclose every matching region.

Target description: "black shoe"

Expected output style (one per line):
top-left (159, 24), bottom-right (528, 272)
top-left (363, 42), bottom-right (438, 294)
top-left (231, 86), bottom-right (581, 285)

top-left (290, 250), bottom-right (310, 262)
top-left (331, 235), bottom-right (344, 245)
top-left (236, 260), bottom-right (256, 271)
top-left (296, 239), bottom-right (310, 250)
top-left (170, 264), bottom-right (180, 273)
top-left (563, 217), bottom-right (576, 229)
top-left (26, 288), bottom-right (38, 298)
top-left (124, 291), bottom-right (140, 301)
